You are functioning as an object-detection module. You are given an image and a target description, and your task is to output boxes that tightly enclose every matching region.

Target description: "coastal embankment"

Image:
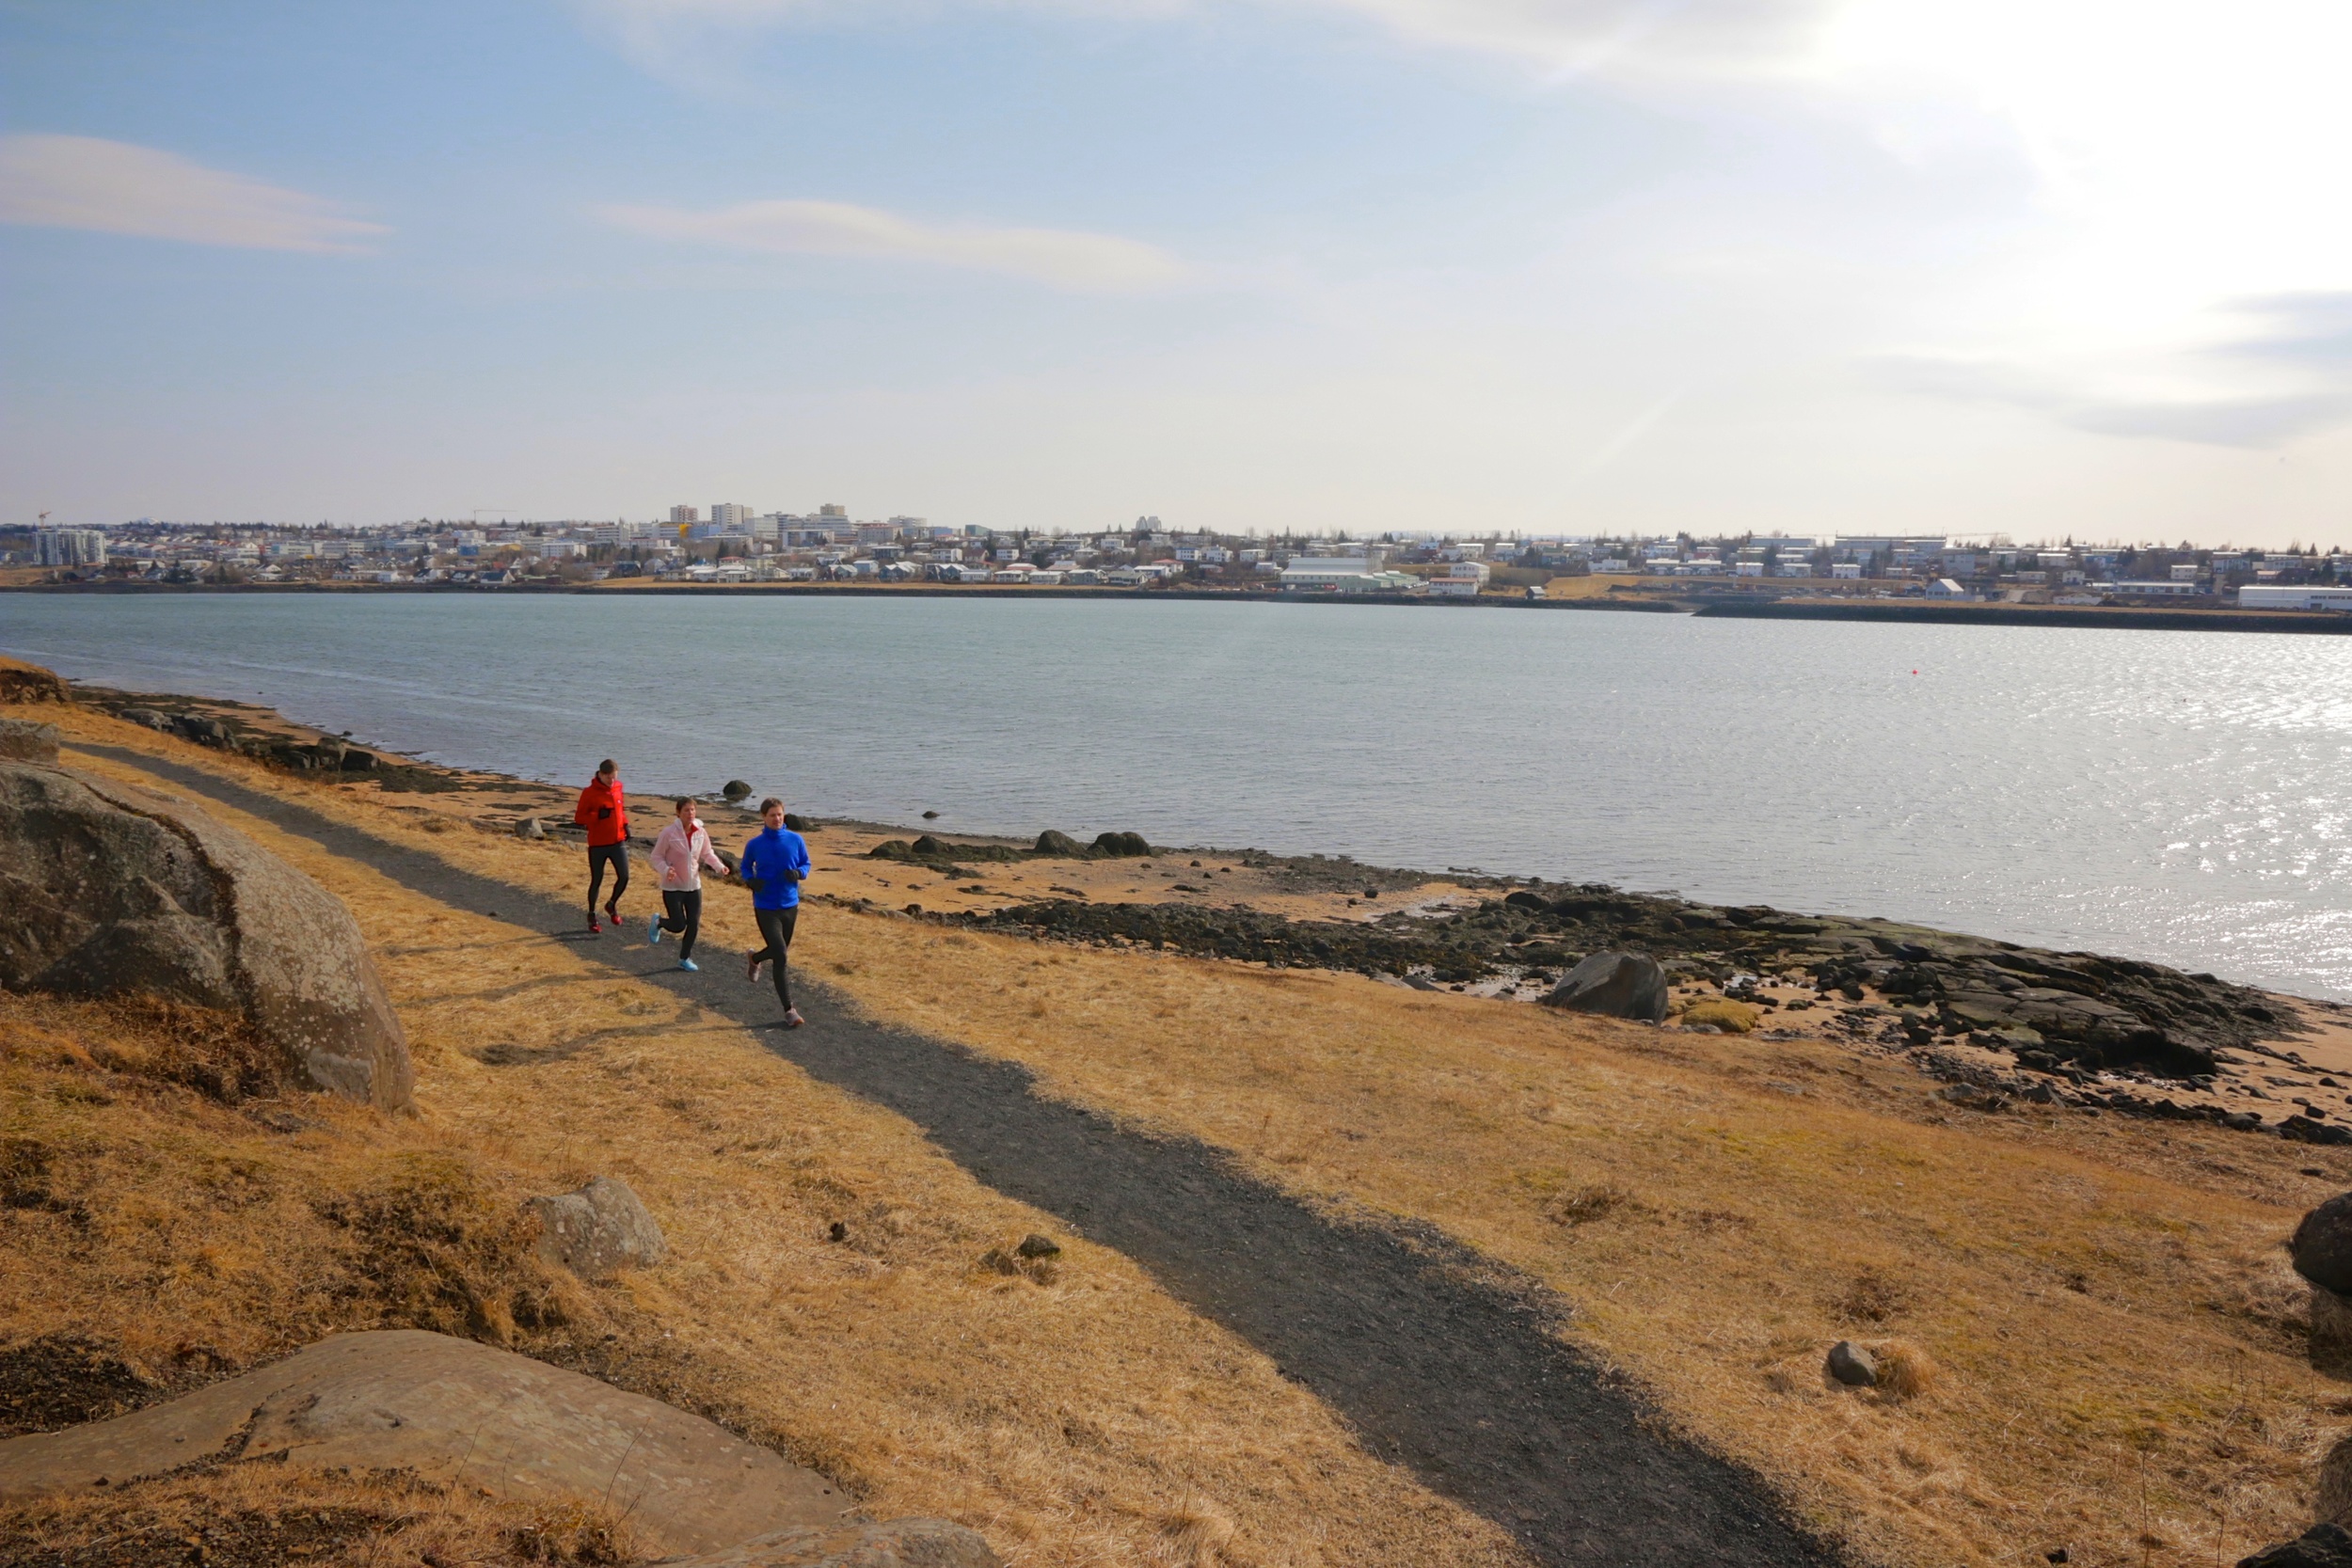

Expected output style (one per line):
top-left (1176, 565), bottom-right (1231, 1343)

top-left (21, 575), bottom-right (2352, 636)
top-left (10, 660), bottom-right (2352, 1566)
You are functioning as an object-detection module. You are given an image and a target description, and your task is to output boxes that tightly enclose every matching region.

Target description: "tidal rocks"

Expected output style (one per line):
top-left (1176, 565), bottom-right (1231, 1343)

top-left (674, 1520), bottom-right (1003, 1567)
top-left (527, 1175), bottom-right (667, 1279)
top-left (1825, 1341), bottom-right (1878, 1387)
top-left (2286, 1117), bottom-right (2352, 1148)
top-left (1092, 831), bottom-right (1152, 857)
top-left (0, 736), bottom-right (415, 1111)
top-left (723, 779), bottom-right (752, 803)
top-left (1542, 952), bottom-right (1670, 1022)
top-left (0, 1330), bottom-right (849, 1559)
top-left (2294, 1196), bottom-right (2352, 1295)
top-left (1034, 829), bottom-right (1086, 856)
top-left (515, 816), bottom-right (547, 839)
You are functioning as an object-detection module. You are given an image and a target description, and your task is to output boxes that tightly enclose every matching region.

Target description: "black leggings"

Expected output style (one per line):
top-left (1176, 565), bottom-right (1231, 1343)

top-left (659, 889), bottom-right (702, 959)
top-left (751, 906), bottom-right (798, 1011)
top-left (587, 842), bottom-right (629, 914)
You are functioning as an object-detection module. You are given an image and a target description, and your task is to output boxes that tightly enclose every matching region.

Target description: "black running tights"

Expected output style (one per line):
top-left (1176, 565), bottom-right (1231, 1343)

top-left (659, 889), bottom-right (702, 959)
top-left (751, 906), bottom-right (798, 1010)
top-left (587, 842), bottom-right (629, 914)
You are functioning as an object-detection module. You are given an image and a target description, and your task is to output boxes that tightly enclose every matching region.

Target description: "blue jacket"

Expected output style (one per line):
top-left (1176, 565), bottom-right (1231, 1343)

top-left (740, 826), bottom-right (810, 911)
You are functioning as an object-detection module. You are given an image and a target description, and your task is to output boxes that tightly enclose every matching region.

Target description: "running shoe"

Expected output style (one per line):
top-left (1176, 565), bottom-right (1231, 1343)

top-left (782, 1007), bottom-right (805, 1030)
top-left (588, 916), bottom-right (601, 934)
top-left (604, 901), bottom-right (621, 927)
top-left (647, 912), bottom-right (663, 945)
top-left (745, 953), bottom-right (761, 984)
top-left (678, 958), bottom-right (699, 973)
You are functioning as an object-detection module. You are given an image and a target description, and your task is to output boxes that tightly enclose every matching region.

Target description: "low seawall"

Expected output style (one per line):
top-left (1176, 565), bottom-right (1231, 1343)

top-left (1692, 598), bottom-right (2352, 636)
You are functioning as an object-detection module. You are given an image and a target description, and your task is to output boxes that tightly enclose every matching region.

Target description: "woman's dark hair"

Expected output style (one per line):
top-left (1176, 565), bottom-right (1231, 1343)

top-left (758, 797), bottom-right (785, 815)
top-left (596, 758), bottom-right (617, 777)
top-left (673, 797), bottom-right (692, 812)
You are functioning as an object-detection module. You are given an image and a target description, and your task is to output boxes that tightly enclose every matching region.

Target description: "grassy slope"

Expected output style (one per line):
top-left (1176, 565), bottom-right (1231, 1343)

top-left (15, 702), bottom-right (2349, 1565)
top-left (3, 718), bottom-right (1525, 1568)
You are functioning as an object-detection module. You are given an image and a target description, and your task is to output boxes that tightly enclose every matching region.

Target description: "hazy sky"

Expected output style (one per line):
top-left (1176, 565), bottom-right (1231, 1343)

top-left (5, 0), bottom-right (2351, 543)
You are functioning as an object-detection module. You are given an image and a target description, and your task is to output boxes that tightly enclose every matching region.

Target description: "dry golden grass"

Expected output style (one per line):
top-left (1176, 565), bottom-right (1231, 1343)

top-left (25, 701), bottom-right (2352, 1565)
top-left (6, 717), bottom-right (1527, 1568)
top-left (1676, 997), bottom-right (1762, 1034)
top-left (0, 1463), bottom-right (637, 1567)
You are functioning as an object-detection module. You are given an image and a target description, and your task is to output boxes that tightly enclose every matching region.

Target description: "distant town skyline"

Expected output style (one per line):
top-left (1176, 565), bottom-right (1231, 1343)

top-left (6, 1), bottom-right (2352, 546)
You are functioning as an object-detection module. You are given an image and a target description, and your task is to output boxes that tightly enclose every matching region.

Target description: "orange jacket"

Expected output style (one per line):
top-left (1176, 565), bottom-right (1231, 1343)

top-left (574, 777), bottom-right (629, 847)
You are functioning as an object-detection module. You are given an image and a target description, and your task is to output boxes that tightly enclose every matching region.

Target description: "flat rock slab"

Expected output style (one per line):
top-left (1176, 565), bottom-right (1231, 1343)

top-left (0, 1331), bottom-right (847, 1558)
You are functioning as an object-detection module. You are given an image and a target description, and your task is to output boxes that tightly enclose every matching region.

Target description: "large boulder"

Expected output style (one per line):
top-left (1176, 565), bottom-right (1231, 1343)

top-left (1540, 951), bottom-right (1670, 1022)
top-left (2293, 1195), bottom-right (2352, 1295)
top-left (0, 1330), bottom-right (851, 1560)
top-left (529, 1175), bottom-right (668, 1279)
top-left (0, 724), bottom-right (413, 1111)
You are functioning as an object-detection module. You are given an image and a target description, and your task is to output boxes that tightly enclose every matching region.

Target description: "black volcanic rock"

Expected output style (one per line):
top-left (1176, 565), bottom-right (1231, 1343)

top-left (2293, 1194), bottom-right (2352, 1294)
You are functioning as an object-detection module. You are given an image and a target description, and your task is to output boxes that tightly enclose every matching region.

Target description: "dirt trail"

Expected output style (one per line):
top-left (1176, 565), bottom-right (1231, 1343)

top-left (75, 743), bottom-right (1834, 1568)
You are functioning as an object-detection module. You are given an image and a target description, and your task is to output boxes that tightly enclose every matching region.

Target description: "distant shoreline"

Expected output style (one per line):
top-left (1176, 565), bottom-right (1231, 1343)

top-left (8, 578), bottom-right (2352, 633)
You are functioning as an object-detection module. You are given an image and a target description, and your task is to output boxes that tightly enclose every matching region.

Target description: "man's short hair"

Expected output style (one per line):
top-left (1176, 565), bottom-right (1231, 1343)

top-left (596, 758), bottom-right (617, 776)
top-left (758, 797), bottom-right (785, 816)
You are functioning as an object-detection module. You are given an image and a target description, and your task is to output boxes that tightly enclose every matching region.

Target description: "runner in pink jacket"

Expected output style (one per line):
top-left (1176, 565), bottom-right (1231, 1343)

top-left (646, 798), bottom-right (729, 970)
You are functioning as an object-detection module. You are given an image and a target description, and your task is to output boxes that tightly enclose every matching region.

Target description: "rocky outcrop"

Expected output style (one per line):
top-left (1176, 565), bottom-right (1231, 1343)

top-left (528, 1175), bottom-right (667, 1279)
top-left (1542, 952), bottom-right (1670, 1022)
top-left (675, 1521), bottom-right (1002, 1567)
top-left (0, 723), bottom-right (413, 1111)
top-left (0, 657), bottom-right (69, 704)
top-left (967, 876), bottom-right (2285, 1075)
top-left (0, 1331), bottom-right (852, 1560)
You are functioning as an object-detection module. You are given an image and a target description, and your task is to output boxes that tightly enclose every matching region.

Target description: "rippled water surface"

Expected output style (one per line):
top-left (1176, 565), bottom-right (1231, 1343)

top-left (8, 593), bottom-right (2352, 998)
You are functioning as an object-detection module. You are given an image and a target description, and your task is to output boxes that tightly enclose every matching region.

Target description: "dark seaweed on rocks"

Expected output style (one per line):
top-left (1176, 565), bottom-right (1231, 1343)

top-left (961, 881), bottom-right (2293, 1074)
top-left (866, 829), bottom-right (1154, 866)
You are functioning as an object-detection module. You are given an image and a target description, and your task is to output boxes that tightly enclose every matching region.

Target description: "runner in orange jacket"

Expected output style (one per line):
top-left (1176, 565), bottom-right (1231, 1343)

top-left (574, 758), bottom-right (630, 933)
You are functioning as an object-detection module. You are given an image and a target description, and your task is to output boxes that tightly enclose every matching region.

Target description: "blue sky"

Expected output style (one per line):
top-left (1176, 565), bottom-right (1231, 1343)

top-left (6, 0), bottom-right (2352, 542)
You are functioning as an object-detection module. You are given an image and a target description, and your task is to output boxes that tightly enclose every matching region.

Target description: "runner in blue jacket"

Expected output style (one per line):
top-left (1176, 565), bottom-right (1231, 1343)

top-left (739, 797), bottom-right (811, 1028)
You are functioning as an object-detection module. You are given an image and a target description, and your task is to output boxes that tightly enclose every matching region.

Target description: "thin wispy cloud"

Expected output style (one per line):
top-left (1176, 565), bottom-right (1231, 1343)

top-left (1877, 294), bottom-right (2352, 450)
top-left (577, 0), bottom-right (1826, 75)
top-left (598, 198), bottom-right (1191, 293)
top-left (0, 135), bottom-right (387, 254)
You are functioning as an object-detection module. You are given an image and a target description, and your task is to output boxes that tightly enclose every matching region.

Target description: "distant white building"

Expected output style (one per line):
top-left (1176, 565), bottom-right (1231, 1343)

top-left (1280, 558), bottom-right (1381, 591)
top-left (2240, 585), bottom-right (2352, 610)
top-left (1925, 578), bottom-right (1972, 599)
top-left (35, 529), bottom-right (106, 567)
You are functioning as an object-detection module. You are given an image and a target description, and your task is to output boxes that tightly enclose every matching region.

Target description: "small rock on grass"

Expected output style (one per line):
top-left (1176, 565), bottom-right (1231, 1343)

top-left (514, 817), bottom-right (546, 839)
top-left (1826, 1340), bottom-right (1877, 1387)
top-left (527, 1176), bottom-right (666, 1279)
top-left (1016, 1233), bottom-right (1061, 1259)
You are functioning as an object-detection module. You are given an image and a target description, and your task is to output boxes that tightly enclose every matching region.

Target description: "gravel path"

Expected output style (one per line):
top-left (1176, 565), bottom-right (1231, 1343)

top-left (83, 744), bottom-right (1836, 1568)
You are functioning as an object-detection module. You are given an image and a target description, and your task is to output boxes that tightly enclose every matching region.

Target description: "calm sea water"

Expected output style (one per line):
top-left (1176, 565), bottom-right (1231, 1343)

top-left (8, 593), bottom-right (2351, 999)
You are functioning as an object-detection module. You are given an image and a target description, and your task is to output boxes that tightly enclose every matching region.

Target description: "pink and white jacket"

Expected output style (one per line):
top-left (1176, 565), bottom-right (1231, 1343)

top-left (650, 819), bottom-right (728, 892)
